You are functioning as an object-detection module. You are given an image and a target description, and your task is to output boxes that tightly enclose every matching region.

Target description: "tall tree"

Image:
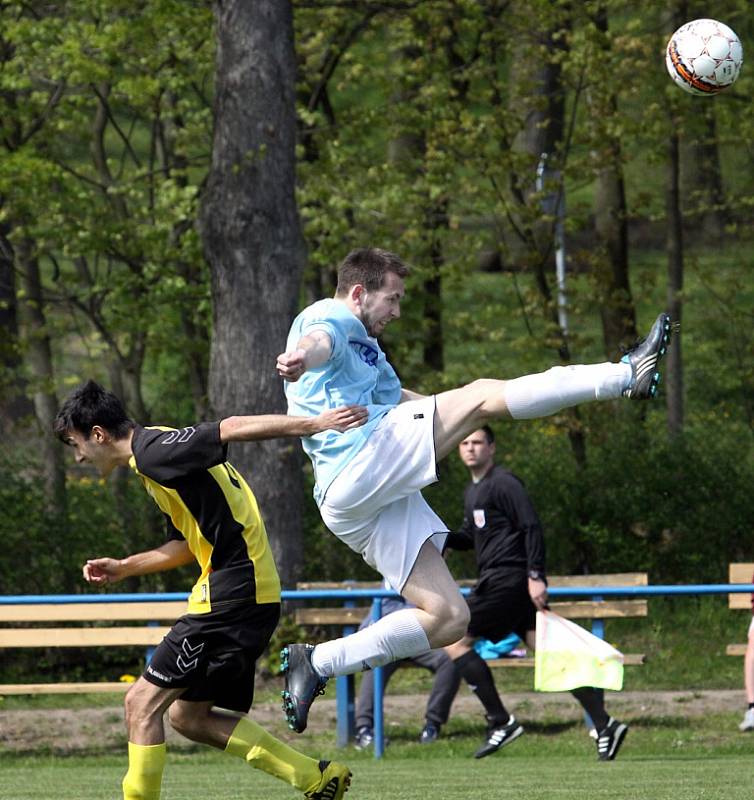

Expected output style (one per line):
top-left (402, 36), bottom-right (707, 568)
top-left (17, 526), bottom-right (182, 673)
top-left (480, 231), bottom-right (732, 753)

top-left (585, 3), bottom-right (637, 359)
top-left (201, 0), bottom-right (307, 588)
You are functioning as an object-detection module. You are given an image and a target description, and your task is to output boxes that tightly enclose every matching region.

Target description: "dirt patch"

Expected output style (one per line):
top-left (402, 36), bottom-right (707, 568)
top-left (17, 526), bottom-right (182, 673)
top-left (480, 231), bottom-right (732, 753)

top-left (0, 689), bottom-right (745, 755)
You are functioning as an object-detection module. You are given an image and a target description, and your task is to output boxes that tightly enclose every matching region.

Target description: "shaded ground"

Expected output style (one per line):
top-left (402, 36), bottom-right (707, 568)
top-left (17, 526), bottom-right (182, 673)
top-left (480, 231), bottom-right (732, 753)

top-left (0, 689), bottom-right (747, 755)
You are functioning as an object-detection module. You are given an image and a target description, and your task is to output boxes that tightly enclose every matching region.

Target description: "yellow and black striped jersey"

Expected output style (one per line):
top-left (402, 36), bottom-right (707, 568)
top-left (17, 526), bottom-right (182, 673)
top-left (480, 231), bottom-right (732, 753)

top-left (129, 422), bottom-right (281, 614)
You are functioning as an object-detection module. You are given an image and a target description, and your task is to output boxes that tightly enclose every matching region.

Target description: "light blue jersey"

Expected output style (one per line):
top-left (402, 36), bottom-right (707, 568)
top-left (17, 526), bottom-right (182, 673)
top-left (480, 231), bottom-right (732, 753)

top-left (284, 298), bottom-right (401, 503)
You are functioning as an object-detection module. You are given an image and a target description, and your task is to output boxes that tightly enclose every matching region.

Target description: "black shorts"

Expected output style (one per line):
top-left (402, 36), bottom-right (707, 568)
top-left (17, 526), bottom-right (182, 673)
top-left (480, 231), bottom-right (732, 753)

top-left (144, 601), bottom-right (280, 713)
top-left (466, 583), bottom-right (536, 642)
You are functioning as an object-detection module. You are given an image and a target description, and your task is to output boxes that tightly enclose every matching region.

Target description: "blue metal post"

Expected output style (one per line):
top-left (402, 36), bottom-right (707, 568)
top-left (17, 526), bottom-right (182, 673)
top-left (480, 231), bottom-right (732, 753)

top-left (335, 594), bottom-right (356, 748)
top-left (371, 598), bottom-right (385, 758)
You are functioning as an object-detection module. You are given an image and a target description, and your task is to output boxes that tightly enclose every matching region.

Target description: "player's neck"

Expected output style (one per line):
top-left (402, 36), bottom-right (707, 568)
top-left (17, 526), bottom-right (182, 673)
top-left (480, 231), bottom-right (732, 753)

top-left (470, 462), bottom-right (494, 483)
top-left (111, 428), bottom-right (135, 466)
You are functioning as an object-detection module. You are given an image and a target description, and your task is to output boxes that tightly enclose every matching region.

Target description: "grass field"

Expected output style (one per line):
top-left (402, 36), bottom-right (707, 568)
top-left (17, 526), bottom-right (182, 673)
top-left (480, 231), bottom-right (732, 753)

top-left (3, 705), bottom-right (753, 800)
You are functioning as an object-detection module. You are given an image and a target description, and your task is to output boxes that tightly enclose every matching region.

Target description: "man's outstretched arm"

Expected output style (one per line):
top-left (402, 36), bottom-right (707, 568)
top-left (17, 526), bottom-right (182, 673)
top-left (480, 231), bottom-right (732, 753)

top-left (83, 540), bottom-right (195, 585)
top-left (219, 404), bottom-right (367, 442)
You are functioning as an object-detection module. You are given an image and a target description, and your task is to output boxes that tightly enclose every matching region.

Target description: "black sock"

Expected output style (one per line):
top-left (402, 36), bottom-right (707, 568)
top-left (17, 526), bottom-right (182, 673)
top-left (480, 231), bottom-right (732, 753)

top-left (571, 686), bottom-right (609, 731)
top-left (454, 650), bottom-right (509, 726)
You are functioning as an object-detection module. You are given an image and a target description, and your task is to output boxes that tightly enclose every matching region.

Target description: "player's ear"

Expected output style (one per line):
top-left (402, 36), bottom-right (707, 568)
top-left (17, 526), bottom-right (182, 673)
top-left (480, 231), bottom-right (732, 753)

top-left (350, 283), bottom-right (365, 305)
top-left (90, 425), bottom-right (108, 443)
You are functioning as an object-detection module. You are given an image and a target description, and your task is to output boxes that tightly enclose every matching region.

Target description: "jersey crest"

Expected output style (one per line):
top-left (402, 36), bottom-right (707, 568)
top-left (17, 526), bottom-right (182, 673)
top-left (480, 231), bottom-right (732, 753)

top-left (473, 509), bottom-right (486, 528)
top-left (350, 339), bottom-right (379, 366)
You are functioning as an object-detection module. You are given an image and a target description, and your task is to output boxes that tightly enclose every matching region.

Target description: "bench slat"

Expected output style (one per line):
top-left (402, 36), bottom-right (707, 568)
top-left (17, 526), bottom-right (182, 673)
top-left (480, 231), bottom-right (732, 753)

top-left (295, 608), bottom-right (371, 625)
top-left (486, 653), bottom-right (646, 668)
top-left (0, 627), bottom-right (170, 647)
top-left (0, 602), bottom-right (186, 623)
top-left (298, 574), bottom-right (649, 592)
top-left (728, 563), bottom-right (754, 609)
top-left (0, 682), bottom-right (131, 695)
top-left (294, 599), bottom-right (646, 627)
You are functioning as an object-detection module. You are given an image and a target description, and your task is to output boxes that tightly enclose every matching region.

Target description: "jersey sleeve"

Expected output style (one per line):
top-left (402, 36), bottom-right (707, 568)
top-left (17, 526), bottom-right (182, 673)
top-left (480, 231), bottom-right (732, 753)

top-left (133, 422), bottom-right (227, 484)
top-left (494, 471), bottom-right (546, 574)
top-left (301, 316), bottom-right (345, 364)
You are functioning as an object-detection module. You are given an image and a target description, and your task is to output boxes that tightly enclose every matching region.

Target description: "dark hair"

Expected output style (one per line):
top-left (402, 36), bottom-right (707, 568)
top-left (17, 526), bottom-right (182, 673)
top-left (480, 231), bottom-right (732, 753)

top-left (480, 425), bottom-right (495, 444)
top-left (335, 248), bottom-right (409, 295)
top-left (53, 380), bottom-right (135, 442)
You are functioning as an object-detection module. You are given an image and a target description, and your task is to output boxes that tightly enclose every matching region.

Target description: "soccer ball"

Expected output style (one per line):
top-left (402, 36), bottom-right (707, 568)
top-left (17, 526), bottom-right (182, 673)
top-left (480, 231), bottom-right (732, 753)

top-left (665, 18), bottom-right (743, 95)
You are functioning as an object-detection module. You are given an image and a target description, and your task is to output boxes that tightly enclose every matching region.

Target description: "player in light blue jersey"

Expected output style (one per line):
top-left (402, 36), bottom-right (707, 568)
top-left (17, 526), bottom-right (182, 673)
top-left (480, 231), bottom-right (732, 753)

top-left (276, 247), bottom-right (672, 734)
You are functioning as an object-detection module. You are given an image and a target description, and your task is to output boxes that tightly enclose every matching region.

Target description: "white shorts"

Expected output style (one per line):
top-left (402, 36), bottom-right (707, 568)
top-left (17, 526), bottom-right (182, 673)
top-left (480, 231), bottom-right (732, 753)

top-left (749, 616), bottom-right (754, 637)
top-left (320, 396), bottom-right (448, 591)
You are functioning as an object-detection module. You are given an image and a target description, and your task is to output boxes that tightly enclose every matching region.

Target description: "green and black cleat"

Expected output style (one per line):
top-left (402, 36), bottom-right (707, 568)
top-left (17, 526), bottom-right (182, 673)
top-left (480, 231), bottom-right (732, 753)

top-left (280, 643), bottom-right (329, 733)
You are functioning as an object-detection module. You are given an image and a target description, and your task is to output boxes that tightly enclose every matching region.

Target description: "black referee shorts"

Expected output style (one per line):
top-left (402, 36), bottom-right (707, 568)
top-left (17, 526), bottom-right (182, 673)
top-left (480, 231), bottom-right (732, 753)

top-left (144, 600), bottom-right (280, 713)
top-left (466, 585), bottom-right (536, 642)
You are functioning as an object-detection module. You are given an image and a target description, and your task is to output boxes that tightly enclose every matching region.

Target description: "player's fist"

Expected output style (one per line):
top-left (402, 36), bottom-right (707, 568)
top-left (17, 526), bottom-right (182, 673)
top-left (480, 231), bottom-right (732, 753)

top-left (276, 349), bottom-right (307, 382)
top-left (83, 557), bottom-right (124, 585)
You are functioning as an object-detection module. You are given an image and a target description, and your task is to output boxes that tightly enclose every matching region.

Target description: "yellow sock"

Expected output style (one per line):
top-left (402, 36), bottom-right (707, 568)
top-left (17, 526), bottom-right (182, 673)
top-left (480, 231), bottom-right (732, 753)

top-left (122, 742), bottom-right (166, 800)
top-left (225, 717), bottom-right (321, 792)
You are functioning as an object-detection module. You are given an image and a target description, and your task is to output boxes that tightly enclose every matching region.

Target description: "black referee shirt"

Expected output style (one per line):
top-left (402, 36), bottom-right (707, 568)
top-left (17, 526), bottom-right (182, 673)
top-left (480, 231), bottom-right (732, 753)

top-left (444, 465), bottom-right (546, 589)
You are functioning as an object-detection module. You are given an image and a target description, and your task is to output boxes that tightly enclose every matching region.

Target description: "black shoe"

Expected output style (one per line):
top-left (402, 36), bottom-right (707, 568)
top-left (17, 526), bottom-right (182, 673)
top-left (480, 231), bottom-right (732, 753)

top-left (596, 717), bottom-right (628, 761)
top-left (305, 760), bottom-right (352, 800)
top-left (419, 722), bottom-right (441, 744)
top-left (354, 726), bottom-right (374, 750)
top-left (280, 644), bottom-right (328, 733)
top-left (621, 313), bottom-right (672, 399)
top-left (473, 715), bottom-right (524, 759)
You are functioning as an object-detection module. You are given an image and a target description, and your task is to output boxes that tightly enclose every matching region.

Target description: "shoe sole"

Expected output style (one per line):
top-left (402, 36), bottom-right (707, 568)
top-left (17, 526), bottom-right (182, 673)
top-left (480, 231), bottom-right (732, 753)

top-left (280, 646), bottom-right (308, 733)
top-left (647, 315), bottom-right (673, 398)
top-left (474, 725), bottom-right (524, 759)
top-left (625, 314), bottom-right (673, 399)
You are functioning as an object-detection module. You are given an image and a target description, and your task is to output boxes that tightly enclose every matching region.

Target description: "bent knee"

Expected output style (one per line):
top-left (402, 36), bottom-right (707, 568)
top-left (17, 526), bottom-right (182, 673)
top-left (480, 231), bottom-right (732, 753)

top-left (168, 704), bottom-right (201, 738)
top-left (426, 600), bottom-right (470, 648)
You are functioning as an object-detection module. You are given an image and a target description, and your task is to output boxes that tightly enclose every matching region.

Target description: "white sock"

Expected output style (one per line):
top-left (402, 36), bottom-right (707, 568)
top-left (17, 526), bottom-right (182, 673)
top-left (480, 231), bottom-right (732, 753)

top-left (311, 608), bottom-right (431, 677)
top-left (502, 362), bottom-right (631, 420)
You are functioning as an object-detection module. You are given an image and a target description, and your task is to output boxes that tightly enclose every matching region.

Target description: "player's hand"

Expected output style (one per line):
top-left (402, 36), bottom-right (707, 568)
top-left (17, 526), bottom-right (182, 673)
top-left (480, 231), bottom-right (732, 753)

top-left (276, 349), bottom-right (307, 382)
top-left (83, 558), bottom-right (126, 586)
top-left (317, 404), bottom-right (369, 433)
top-left (528, 578), bottom-right (548, 611)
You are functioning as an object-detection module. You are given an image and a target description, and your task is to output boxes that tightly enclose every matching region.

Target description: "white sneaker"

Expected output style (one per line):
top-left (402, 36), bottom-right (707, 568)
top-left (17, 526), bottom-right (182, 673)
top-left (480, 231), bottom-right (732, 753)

top-left (739, 708), bottom-right (754, 732)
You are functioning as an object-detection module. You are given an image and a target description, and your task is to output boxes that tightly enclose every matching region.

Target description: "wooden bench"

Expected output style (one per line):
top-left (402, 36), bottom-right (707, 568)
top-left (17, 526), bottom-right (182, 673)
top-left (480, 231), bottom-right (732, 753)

top-left (0, 600), bottom-right (186, 695)
top-left (296, 573), bottom-right (648, 745)
top-left (726, 563), bottom-right (753, 657)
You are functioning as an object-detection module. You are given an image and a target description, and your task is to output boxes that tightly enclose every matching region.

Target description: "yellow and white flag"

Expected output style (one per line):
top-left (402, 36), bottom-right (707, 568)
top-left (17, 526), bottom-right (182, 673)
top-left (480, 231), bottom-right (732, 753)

top-left (534, 610), bottom-right (624, 692)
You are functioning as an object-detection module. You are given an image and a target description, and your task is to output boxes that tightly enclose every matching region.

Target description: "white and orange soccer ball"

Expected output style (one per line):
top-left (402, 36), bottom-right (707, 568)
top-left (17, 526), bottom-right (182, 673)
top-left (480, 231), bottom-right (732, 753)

top-left (665, 18), bottom-right (743, 95)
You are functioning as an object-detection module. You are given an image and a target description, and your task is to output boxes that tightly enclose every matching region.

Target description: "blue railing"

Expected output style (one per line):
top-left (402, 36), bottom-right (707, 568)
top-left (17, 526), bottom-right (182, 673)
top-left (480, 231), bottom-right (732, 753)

top-left (2, 583), bottom-right (753, 759)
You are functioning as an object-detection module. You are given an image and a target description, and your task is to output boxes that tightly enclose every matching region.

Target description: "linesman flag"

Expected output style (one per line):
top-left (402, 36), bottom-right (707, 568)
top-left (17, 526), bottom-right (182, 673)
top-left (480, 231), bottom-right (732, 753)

top-left (534, 610), bottom-right (624, 692)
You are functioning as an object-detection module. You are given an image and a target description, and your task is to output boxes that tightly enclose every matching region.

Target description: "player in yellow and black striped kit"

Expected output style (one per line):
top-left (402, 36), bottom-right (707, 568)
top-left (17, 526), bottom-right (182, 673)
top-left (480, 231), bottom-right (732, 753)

top-left (54, 380), bottom-right (366, 800)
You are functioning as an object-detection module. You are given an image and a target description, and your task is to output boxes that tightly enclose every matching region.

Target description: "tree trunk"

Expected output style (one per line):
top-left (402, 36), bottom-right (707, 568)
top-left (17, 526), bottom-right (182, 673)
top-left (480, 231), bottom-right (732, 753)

top-left (0, 225), bottom-right (33, 430)
top-left (200, 0), bottom-right (306, 588)
top-left (666, 129), bottom-right (684, 436)
top-left (589, 5), bottom-right (637, 359)
top-left (15, 236), bottom-right (67, 515)
top-left (681, 105), bottom-right (728, 241)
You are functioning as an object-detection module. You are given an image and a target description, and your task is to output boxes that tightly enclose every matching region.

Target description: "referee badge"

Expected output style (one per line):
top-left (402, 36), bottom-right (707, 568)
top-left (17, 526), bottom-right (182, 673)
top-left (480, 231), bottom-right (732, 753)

top-left (473, 509), bottom-right (486, 528)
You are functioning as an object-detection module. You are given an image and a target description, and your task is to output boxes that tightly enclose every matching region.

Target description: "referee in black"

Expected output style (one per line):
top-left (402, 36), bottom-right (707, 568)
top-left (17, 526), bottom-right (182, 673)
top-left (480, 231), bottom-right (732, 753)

top-left (443, 425), bottom-right (628, 761)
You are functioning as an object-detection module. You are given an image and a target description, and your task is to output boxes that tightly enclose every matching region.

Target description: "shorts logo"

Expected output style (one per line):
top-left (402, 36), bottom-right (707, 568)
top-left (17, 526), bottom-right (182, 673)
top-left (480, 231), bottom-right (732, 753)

top-left (413, 413), bottom-right (424, 420)
top-left (146, 665), bottom-right (172, 683)
top-left (473, 509), bottom-right (486, 528)
top-left (176, 637), bottom-right (205, 674)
